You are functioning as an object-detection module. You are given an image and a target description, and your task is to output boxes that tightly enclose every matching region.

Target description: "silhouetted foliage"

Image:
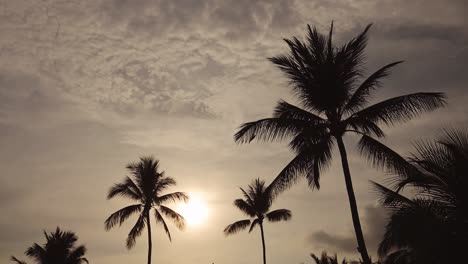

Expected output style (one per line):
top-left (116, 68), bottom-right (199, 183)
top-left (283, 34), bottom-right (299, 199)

top-left (309, 251), bottom-right (380, 264)
top-left (370, 128), bottom-right (468, 264)
top-left (11, 227), bottom-right (88, 264)
top-left (224, 178), bottom-right (291, 264)
top-left (105, 156), bottom-right (188, 264)
top-left (234, 22), bottom-right (446, 264)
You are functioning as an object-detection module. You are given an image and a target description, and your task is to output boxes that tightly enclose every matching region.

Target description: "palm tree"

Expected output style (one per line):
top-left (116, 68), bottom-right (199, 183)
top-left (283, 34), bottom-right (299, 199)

top-left (104, 156), bottom-right (188, 264)
top-left (310, 252), bottom-right (344, 264)
top-left (367, 128), bottom-right (468, 264)
top-left (233, 23), bottom-right (446, 264)
top-left (224, 178), bottom-right (292, 264)
top-left (11, 227), bottom-right (88, 264)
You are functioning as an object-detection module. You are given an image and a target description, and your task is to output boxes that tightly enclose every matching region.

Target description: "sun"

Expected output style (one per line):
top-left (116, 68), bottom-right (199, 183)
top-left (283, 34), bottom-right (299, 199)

top-left (178, 193), bottom-right (209, 226)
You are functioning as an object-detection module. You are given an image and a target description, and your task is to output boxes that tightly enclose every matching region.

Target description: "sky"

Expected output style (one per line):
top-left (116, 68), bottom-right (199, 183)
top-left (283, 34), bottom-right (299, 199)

top-left (0, 0), bottom-right (467, 263)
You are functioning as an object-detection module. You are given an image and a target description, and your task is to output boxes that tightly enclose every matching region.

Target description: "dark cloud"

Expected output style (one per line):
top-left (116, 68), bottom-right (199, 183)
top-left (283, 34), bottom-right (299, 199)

top-left (308, 204), bottom-right (388, 256)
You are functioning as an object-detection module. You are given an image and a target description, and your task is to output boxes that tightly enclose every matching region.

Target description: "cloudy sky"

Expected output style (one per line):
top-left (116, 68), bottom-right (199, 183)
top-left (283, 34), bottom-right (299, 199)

top-left (1, 0), bottom-right (467, 263)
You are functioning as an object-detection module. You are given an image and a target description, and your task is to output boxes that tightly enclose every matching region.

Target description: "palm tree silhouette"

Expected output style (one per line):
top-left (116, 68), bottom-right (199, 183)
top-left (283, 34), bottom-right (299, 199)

top-left (11, 227), bottom-right (88, 264)
top-left (233, 23), bottom-right (446, 264)
top-left (105, 156), bottom-right (188, 264)
top-left (367, 128), bottom-right (468, 264)
top-left (310, 252), bottom-right (345, 264)
top-left (224, 178), bottom-right (291, 264)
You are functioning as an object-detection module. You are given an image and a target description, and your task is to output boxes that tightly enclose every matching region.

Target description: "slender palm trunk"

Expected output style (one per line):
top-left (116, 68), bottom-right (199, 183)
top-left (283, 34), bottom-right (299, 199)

top-left (259, 221), bottom-right (267, 264)
top-left (146, 212), bottom-right (152, 264)
top-left (336, 136), bottom-right (371, 264)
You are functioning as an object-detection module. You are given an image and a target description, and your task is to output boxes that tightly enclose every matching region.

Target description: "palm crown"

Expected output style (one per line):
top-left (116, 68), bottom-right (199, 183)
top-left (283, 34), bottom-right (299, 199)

top-left (11, 227), bottom-right (88, 264)
top-left (105, 157), bottom-right (187, 249)
top-left (234, 23), bottom-right (446, 191)
top-left (224, 178), bottom-right (291, 235)
top-left (224, 178), bottom-right (291, 264)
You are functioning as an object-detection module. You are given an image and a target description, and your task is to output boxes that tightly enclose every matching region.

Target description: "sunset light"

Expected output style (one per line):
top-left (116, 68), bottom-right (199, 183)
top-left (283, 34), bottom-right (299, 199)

top-left (178, 194), bottom-right (209, 226)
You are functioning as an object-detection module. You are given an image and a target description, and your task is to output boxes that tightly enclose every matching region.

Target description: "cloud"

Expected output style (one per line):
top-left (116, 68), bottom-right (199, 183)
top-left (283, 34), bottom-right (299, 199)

top-left (308, 204), bottom-right (388, 256)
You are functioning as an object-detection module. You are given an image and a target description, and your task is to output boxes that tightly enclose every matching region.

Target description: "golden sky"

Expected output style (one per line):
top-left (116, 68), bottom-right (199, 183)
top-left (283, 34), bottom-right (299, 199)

top-left (1, 0), bottom-right (467, 263)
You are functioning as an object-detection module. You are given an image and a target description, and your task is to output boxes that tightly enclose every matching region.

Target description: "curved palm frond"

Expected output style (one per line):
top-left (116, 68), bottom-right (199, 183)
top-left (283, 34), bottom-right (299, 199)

top-left (273, 100), bottom-right (326, 122)
top-left (269, 149), bottom-right (315, 195)
top-left (154, 176), bottom-right (176, 194)
top-left (266, 209), bottom-right (291, 222)
top-left (159, 205), bottom-right (185, 230)
top-left (126, 213), bottom-right (146, 249)
top-left (233, 199), bottom-right (256, 217)
top-left (358, 135), bottom-right (422, 190)
top-left (343, 61), bottom-right (404, 114)
top-left (223, 220), bottom-right (251, 236)
top-left (25, 243), bottom-right (45, 263)
top-left (107, 180), bottom-right (141, 201)
top-left (157, 192), bottom-right (189, 204)
top-left (351, 93), bottom-right (446, 126)
top-left (234, 118), bottom-right (311, 144)
top-left (154, 209), bottom-right (172, 241)
top-left (104, 204), bottom-right (142, 230)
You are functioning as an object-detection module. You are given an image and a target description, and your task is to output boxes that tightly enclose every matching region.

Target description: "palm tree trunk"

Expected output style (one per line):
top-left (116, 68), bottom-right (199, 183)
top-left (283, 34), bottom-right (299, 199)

top-left (146, 212), bottom-right (152, 264)
top-left (336, 136), bottom-right (371, 264)
top-left (259, 221), bottom-right (267, 264)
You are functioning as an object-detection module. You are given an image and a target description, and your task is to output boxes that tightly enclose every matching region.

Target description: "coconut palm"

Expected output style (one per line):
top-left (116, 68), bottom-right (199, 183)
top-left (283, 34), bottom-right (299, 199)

top-left (367, 129), bottom-right (468, 264)
top-left (224, 178), bottom-right (291, 264)
top-left (105, 156), bottom-right (188, 264)
top-left (233, 23), bottom-right (446, 264)
top-left (310, 252), bottom-right (344, 264)
top-left (10, 227), bottom-right (88, 264)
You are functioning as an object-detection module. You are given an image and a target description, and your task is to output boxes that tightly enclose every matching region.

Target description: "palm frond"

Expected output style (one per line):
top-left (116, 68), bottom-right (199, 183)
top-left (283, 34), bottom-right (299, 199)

top-left (233, 199), bottom-right (256, 217)
top-left (126, 213), bottom-right (146, 249)
top-left (157, 192), bottom-right (189, 204)
top-left (371, 181), bottom-right (413, 210)
top-left (10, 256), bottom-right (26, 264)
top-left (68, 245), bottom-right (87, 263)
top-left (345, 116), bottom-right (385, 138)
top-left (343, 61), bottom-right (403, 114)
top-left (154, 209), bottom-right (172, 241)
top-left (154, 176), bottom-right (176, 194)
top-left (269, 149), bottom-right (315, 195)
top-left (25, 244), bottom-right (45, 263)
top-left (248, 218), bottom-right (260, 233)
top-left (104, 204), bottom-right (142, 231)
top-left (273, 100), bottom-right (326, 122)
top-left (351, 92), bottom-right (446, 126)
top-left (223, 220), bottom-right (251, 236)
top-left (107, 178), bottom-right (142, 201)
top-left (358, 135), bottom-right (422, 189)
top-left (158, 205), bottom-right (185, 230)
top-left (266, 209), bottom-right (292, 222)
top-left (234, 118), bottom-right (310, 144)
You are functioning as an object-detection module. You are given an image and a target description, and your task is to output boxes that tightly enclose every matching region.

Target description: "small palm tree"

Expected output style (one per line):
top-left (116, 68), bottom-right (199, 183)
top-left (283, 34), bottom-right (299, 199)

top-left (105, 156), bottom-right (188, 264)
top-left (224, 178), bottom-right (292, 264)
top-left (233, 23), bottom-right (446, 264)
top-left (367, 129), bottom-right (468, 264)
top-left (310, 252), bottom-right (344, 264)
top-left (11, 227), bottom-right (88, 264)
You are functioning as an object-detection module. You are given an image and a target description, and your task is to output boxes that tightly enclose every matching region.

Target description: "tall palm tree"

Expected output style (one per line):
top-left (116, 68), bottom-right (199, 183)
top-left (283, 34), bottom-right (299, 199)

top-left (105, 156), bottom-right (188, 264)
top-left (224, 178), bottom-right (292, 264)
top-left (11, 227), bottom-right (88, 264)
top-left (233, 23), bottom-right (446, 264)
top-left (366, 128), bottom-right (468, 264)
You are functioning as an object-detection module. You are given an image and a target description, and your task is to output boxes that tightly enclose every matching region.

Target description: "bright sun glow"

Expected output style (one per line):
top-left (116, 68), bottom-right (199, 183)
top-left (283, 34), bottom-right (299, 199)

top-left (178, 194), bottom-right (209, 226)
